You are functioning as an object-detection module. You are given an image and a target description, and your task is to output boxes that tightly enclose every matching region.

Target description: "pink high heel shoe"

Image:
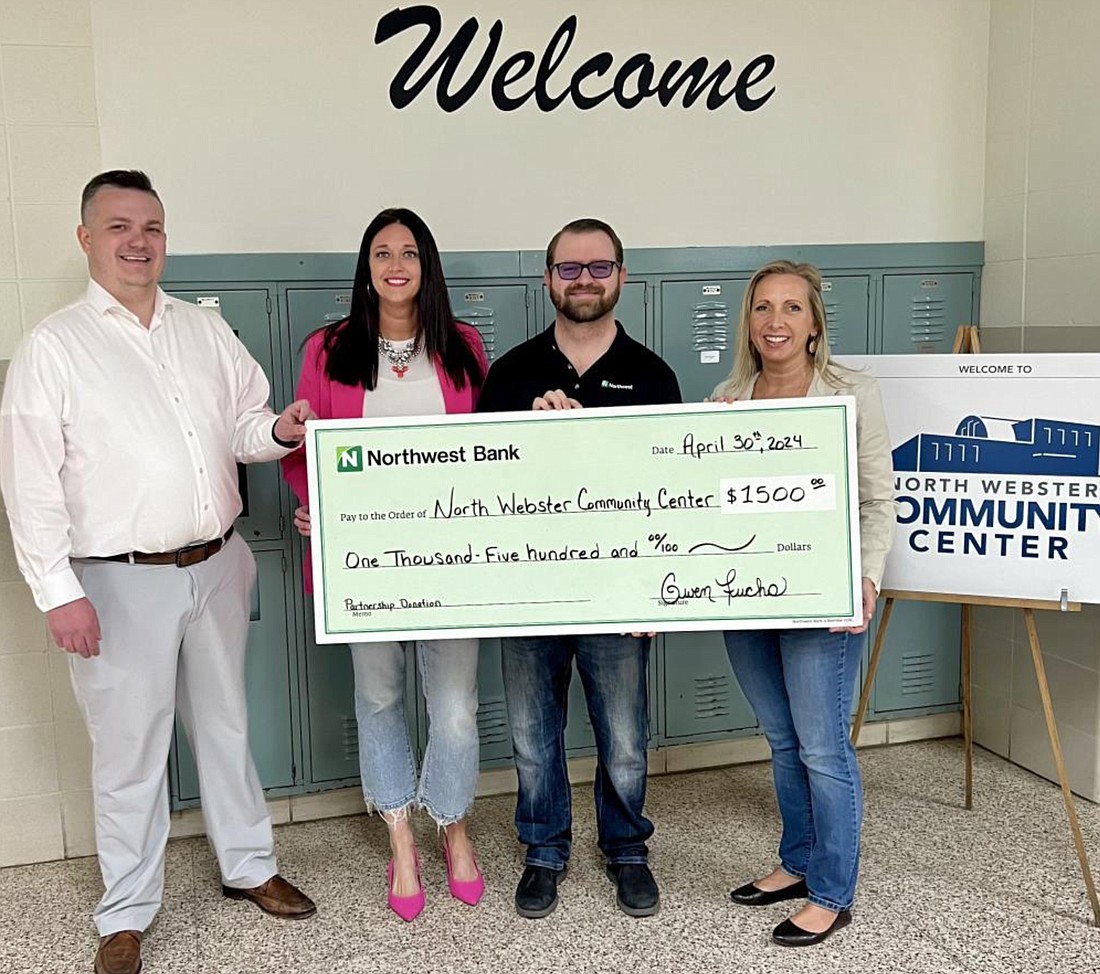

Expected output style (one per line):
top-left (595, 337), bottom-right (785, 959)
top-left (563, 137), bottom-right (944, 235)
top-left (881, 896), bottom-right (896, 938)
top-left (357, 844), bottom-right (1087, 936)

top-left (387, 855), bottom-right (425, 922)
top-left (443, 838), bottom-right (485, 906)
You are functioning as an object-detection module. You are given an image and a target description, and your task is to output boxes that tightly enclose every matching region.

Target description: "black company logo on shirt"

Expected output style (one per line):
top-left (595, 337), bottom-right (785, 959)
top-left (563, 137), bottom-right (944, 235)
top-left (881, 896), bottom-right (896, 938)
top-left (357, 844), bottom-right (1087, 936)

top-left (601, 380), bottom-right (634, 391)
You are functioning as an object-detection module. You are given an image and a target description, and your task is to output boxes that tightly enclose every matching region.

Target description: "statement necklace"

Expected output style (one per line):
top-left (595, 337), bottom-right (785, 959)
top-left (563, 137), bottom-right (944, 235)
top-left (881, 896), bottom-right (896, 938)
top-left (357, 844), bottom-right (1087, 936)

top-left (378, 334), bottom-right (421, 378)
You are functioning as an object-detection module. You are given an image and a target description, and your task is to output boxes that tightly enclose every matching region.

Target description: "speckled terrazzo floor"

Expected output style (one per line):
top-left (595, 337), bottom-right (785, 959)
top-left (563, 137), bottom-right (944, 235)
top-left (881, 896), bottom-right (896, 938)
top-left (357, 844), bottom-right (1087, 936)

top-left (3, 740), bottom-right (1099, 974)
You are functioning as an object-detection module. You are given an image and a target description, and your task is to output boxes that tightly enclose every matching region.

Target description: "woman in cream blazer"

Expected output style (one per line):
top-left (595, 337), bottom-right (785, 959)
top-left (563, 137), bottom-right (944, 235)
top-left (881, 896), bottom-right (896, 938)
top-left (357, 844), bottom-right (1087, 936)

top-left (712, 260), bottom-right (896, 948)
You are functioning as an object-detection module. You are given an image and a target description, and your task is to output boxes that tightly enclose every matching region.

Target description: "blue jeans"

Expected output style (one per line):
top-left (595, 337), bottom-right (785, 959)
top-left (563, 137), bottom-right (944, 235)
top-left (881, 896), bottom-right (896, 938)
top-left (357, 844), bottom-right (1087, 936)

top-left (349, 638), bottom-right (479, 824)
top-left (502, 634), bottom-right (653, 870)
top-left (723, 628), bottom-right (865, 911)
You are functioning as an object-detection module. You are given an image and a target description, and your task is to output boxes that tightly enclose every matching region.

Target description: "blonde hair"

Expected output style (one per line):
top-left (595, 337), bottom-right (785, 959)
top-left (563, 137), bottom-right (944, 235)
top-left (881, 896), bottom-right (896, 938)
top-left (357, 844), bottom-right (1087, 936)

top-left (715, 260), bottom-right (845, 398)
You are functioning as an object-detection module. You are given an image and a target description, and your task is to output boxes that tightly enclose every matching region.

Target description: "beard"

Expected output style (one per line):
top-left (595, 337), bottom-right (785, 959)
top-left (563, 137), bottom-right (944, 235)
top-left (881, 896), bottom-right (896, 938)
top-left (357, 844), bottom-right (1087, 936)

top-left (550, 281), bottom-right (620, 323)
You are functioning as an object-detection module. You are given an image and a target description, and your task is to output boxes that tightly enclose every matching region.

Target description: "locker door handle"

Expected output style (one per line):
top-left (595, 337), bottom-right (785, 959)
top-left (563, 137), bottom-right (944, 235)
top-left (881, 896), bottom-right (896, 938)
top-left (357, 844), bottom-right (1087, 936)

top-left (237, 463), bottom-right (250, 519)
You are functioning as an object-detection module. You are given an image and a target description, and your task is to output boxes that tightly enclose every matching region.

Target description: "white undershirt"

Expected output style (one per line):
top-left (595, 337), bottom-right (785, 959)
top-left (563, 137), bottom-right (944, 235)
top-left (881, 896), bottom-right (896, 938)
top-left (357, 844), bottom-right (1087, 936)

top-left (363, 338), bottom-right (446, 417)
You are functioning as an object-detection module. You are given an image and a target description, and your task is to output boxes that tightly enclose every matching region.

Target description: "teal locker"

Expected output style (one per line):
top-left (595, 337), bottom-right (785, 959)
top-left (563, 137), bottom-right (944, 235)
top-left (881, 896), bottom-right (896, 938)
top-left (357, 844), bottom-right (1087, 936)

top-left (820, 276), bottom-right (870, 354)
top-left (165, 288), bottom-right (283, 542)
top-left (449, 284), bottom-right (530, 361)
top-left (656, 276), bottom-right (756, 746)
top-left (285, 288), bottom-right (351, 380)
top-left (662, 631), bottom-right (756, 741)
top-left (880, 273), bottom-right (975, 354)
top-left (468, 639), bottom-right (512, 764)
top-left (281, 287), bottom-right (362, 783)
top-left (300, 588), bottom-right (420, 784)
top-left (870, 272), bottom-right (970, 716)
top-left (659, 279), bottom-right (747, 404)
top-left (870, 600), bottom-right (961, 713)
top-left (818, 276), bottom-right (871, 714)
top-left (171, 548), bottom-right (297, 802)
top-left (541, 280), bottom-right (647, 345)
top-left (658, 273), bottom-right (870, 743)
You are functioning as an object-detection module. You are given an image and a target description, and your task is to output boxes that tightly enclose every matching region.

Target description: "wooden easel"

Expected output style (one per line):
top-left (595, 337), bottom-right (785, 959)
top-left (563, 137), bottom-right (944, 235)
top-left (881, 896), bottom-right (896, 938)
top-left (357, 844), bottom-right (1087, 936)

top-left (849, 324), bottom-right (1100, 926)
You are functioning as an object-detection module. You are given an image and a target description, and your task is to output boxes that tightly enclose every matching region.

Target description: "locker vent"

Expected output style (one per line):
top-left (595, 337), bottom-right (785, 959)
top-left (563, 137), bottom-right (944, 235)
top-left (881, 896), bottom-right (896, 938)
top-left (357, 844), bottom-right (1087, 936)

top-left (908, 295), bottom-right (947, 350)
top-left (690, 302), bottom-right (730, 353)
top-left (343, 716), bottom-right (359, 760)
top-left (456, 306), bottom-right (498, 361)
top-left (477, 697), bottom-right (510, 747)
top-left (824, 294), bottom-right (842, 348)
top-left (900, 652), bottom-right (935, 695)
top-left (693, 674), bottom-right (731, 719)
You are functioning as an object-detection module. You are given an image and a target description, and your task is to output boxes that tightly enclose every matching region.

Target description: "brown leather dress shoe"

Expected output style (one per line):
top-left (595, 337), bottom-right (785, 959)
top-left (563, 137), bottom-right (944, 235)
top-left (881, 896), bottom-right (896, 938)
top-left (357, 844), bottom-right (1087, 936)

top-left (222, 874), bottom-right (317, 919)
top-left (94, 930), bottom-right (142, 974)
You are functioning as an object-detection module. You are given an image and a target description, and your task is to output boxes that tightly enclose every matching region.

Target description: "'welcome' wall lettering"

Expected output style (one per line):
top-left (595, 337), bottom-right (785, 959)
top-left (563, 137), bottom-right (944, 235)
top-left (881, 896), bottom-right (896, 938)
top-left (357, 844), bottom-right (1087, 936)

top-left (374, 6), bottom-right (777, 113)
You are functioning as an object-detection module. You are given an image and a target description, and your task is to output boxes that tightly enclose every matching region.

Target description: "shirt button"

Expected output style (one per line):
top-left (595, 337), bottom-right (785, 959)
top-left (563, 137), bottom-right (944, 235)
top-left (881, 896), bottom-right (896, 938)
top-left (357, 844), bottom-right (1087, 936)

top-left (187, 431), bottom-right (194, 437)
top-left (203, 504), bottom-right (209, 511)
top-left (174, 397), bottom-right (180, 403)
top-left (574, 383), bottom-right (580, 390)
top-left (199, 468), bottom-right (204, 475)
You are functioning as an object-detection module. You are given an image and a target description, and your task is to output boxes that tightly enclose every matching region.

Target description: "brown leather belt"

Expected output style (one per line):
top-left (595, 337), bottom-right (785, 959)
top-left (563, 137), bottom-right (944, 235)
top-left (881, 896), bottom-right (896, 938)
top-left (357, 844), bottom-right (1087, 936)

top-left (93, 527), bottom-right (234, 567)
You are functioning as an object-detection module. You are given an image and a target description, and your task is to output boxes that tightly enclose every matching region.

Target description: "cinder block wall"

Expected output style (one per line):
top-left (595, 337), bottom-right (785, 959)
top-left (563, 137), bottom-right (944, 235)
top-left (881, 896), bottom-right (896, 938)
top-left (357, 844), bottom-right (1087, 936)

top-left (0, 0), bottom-right (101, 867)
top-left (975, 0), bottom-right (1100, 800)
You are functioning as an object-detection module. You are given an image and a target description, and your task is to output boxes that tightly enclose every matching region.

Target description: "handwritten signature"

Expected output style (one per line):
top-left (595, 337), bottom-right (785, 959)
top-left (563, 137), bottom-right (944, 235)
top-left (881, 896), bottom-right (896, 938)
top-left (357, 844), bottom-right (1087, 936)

top-left (659, 568), bottom-right (789, 606)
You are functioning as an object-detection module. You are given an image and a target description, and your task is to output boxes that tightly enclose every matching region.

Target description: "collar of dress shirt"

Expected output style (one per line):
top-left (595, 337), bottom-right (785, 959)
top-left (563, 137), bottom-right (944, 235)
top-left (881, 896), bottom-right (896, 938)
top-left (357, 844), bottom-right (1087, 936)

top-left (85, 278), bottom-right (173, 330)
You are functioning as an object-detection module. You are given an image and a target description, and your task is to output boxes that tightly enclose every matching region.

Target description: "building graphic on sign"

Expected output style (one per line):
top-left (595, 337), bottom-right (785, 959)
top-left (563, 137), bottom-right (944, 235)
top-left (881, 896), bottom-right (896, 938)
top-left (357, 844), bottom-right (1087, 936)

top-left (892, 415), bottom-right (1100, 477)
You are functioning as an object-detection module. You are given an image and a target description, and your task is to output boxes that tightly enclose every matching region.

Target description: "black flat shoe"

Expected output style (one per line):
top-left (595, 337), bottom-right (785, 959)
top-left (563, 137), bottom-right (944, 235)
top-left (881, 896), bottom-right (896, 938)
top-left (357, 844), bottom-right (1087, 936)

top-left (729, 878), bottom-right (808, 906)
top-left (771, 908), bottom-right (852, 947)
top-left (606, 862), bottom-right (660, 917)
top-left (515, 864), bottom-right (566, 919)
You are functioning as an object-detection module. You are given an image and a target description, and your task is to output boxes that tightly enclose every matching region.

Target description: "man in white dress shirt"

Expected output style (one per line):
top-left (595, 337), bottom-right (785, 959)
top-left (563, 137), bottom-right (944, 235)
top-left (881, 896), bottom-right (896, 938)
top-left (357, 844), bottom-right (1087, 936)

top-left (0, 171), bottom-right (316, 974)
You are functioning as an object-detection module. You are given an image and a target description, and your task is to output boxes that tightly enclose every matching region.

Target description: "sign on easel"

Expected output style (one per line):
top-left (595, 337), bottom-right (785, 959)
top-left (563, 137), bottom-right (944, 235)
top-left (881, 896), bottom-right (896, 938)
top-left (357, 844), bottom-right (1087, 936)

top-left (837, 354), bottom-right (1100, 605)
top-left (842, 338), bottom-right (1100, 926)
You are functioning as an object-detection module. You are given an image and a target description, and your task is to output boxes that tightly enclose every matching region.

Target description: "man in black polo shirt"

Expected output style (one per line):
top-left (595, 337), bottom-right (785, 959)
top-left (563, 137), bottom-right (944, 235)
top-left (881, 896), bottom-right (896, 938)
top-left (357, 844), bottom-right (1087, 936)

top-left (478, 218), bottom-right (681, 920)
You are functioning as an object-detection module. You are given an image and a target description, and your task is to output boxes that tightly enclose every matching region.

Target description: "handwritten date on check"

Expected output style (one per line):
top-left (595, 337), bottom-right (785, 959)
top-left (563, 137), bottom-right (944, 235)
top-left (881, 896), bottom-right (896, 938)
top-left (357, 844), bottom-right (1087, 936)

top-left (304, 400), bottom-right (862, 643)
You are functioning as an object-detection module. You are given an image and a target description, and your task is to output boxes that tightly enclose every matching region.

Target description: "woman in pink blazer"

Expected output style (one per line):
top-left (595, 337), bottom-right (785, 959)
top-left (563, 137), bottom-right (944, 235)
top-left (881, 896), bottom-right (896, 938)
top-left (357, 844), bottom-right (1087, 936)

top-left (282, 209), bottom-right (487, 922)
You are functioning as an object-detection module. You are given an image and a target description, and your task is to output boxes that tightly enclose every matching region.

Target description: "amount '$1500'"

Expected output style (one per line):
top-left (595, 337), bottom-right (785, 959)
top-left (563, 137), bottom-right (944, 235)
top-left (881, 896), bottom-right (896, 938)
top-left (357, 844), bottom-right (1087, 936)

top-left (720, 475), bottom-right (837, 514)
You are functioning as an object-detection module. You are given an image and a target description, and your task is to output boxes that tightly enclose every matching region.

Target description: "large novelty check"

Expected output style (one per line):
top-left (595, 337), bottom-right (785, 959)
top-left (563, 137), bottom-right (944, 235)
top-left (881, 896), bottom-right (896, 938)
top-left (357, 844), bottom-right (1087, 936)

top-left (305, 400), bottom-right (862, 643)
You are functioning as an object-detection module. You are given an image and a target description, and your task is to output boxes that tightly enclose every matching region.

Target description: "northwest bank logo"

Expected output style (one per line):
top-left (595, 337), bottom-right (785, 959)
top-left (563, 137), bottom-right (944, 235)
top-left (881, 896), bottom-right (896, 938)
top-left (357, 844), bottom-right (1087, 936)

top-left (892, 414), bottom-right (1100, 561)
top-left (336, 446), bottom-right (363, 472)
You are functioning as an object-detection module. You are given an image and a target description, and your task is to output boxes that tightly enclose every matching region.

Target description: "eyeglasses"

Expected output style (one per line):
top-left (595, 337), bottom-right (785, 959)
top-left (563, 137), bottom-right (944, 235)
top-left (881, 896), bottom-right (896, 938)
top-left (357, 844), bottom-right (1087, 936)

top-left (549, 260), bottom-right (621, 281)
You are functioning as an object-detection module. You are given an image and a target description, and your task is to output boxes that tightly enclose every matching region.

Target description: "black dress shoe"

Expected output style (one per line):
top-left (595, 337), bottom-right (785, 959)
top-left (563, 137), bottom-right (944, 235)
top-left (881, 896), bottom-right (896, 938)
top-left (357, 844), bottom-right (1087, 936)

top-left (605, 862), bottom-right (660, 917)
top-left (729, 877), bottom-right (808, 906)
top-left (515, 864), bottom-right (565, 919)
top-left (772, 909), bottom-right (852, 947)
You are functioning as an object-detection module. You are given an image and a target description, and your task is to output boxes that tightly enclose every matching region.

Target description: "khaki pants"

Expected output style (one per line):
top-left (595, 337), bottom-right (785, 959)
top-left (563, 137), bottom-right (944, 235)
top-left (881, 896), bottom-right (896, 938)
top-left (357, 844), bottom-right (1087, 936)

top-left (70, 533), bottom-right (276, 936)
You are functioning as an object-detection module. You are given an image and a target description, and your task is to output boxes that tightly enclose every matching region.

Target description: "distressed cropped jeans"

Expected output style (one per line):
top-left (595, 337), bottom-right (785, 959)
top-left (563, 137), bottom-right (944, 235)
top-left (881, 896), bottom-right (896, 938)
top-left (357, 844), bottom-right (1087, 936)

top-left (349, 638), bottom-right (479, 825)
top-left (724, 627), bottom-right (865, 911)
top-left (502, 634), bottom-right (653, 871)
